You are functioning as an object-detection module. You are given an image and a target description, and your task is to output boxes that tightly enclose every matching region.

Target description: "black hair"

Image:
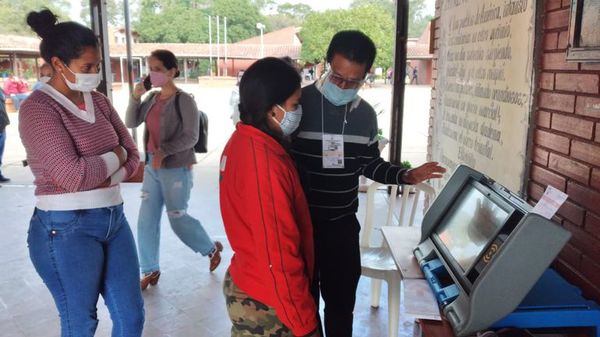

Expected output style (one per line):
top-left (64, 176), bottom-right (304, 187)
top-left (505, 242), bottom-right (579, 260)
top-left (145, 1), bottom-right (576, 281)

top-left (26, 9), bottom-right (98, 66)
top-left (239, 57), bottom-right (301, 140)
top-left (150, 50), bottom-right (180, 78)
top-left (326, 30), bottom-right (377, 74)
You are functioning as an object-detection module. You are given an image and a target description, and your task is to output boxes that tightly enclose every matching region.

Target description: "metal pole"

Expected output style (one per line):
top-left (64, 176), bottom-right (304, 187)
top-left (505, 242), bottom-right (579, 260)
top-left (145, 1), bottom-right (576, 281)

top-left (260, 28), bottom-right (264, 58)
top-left (224, 17), bottom-right (228, 77)
top-left (216, 16), bottom-right (220, 77)
top-left (90, 0), bottom-right (112, 100)
top-left (209, 15), bottom-right (213, 76)
top-left (389, 0), bottom-right (410, 166)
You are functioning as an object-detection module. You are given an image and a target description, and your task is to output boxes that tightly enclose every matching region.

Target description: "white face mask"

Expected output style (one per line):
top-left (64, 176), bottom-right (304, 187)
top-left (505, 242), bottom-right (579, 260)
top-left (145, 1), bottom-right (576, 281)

top-left (40, 76), bottom-right (51, 83)
top-left (276, 104), bottom-right (302, 136)
top-left (61, 65), bottom-right (102, 92)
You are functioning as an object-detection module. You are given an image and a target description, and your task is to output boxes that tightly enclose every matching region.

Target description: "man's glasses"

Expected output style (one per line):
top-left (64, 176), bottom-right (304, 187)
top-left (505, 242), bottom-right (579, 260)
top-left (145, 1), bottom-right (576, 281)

top-left (328, 72), bottom-right (365, 89)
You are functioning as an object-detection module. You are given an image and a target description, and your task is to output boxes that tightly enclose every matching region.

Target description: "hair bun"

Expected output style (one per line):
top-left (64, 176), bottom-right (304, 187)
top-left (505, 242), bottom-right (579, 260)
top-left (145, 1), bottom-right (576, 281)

top-left (26, 9), bottom-right (58, 39)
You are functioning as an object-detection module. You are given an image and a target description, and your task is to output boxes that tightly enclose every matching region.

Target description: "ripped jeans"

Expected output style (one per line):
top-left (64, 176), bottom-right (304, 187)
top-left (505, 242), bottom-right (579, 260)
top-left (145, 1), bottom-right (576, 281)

top-left (137, 159), bottom-right (216, 274)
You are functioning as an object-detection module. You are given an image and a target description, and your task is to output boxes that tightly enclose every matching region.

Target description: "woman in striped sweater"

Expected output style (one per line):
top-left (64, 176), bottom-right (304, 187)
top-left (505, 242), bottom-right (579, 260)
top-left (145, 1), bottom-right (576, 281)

top-left (19, 9), bottom-right (144, 337)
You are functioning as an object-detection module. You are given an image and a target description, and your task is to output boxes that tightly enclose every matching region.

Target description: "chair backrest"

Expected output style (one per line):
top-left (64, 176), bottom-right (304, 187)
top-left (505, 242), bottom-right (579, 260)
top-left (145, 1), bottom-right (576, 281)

top-left (360, 182), bottom-right (436, 248)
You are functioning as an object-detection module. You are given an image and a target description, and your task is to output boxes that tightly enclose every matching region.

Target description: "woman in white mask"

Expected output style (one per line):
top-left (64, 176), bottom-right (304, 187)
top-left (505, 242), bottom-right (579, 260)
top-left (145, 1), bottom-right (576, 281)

top-left (19, 9), bottom-right (144, 337)
top-left (219, 57), bottom-right (320, 337)
top-left (126, 50), bottom-right (223, 290)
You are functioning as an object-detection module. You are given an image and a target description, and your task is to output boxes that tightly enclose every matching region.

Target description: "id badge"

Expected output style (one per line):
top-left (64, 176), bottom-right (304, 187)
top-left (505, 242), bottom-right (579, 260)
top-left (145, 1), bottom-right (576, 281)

top-left (322, 134), bottom-right (345, 169)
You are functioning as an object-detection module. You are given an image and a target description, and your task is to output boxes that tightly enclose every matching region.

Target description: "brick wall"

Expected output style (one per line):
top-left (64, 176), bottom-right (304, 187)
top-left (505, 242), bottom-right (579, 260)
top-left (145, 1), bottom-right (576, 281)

top-left (531, 0), bottom-right (600, 303)
top-left (429, 0), bottom-right (600, 303)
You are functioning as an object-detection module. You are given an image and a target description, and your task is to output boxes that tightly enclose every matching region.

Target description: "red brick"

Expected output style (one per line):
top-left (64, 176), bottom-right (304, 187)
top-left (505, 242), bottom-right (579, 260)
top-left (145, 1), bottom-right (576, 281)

top-left (571, 140), bottom-right (600, 167)
top-left (581, 256), bottom-right (600, 291)
top-left (557, 200), bottom-right (586, 226)
top-left (527, 181), bottom-right (545, 202)
top-left (544, 8), bottom-right (570, 30)
top-left (558, 243), bottom-right (582, 269)
top-left (586, 212), bottom-right (600, 239)
top-left (539, 91), bottom-right (575, 113)
top-left (557, 31), bottom-right (569, 49)
top-left (533, 147), bottom-right (550, 166)
top-left (537, 110), bottom-right (552, 128)
top-left (549, 153), bottom-right (590, 184)
top-left (576, 96), bottom-right (600, 118)
top-left (582, 63), bottom-right (600, 71)
top-left (543, 52), bottom-right (579, 71)
top-left (551, 113), bottom-right (594, 139)
top-left (543, 32), bottom-right (558, 50)
top-left (596, 124), bottom-right (600, 143)
top-left (593, 168), bottom-right (600, 190)
top-left (545, 0), bottom-right (562, 11)
top-left (561, 0), bottom-right (571, 8)
top-left (564, 221), bottom-right (600, 258)
top-left (554, 259), bottom-right (600, 305)
top-left (567, 181), bottom-right (600, 212)
top-left (531, 165), bottom-right (567, 190)
top-left (534, 129), bottom-right (571, 154)
top-left (540, 72), bottom-right (554, 90)
top-left (555, 73), bottom-right (599, 94)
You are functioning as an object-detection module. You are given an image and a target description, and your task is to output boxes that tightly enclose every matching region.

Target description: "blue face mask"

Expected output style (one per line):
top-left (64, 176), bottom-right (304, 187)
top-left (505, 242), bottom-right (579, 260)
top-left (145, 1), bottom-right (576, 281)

top-left (276, 104), bottom-right (302, 136)
top-left (322, 79), bottom-right (359, 106)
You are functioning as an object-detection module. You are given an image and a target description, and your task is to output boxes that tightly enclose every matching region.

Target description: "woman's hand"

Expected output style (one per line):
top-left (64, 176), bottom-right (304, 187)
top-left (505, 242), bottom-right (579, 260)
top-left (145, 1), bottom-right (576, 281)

top-left (152, 150), bottom-right (165, 170)
top-left (132, 80), bottom-right (146, 100)
top-left (112, 145), bottom-right (127, 166)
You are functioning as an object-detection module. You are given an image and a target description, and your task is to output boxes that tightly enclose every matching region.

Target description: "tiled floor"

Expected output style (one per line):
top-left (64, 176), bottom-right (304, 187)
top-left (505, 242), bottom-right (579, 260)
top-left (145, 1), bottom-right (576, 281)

top-left (0, 147), bottom-right (428, 337)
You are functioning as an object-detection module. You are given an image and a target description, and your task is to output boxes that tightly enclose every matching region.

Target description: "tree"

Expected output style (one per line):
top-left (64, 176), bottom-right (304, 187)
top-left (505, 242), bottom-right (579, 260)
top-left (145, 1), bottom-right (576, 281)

top-left (80, 0), bottom-right (130, 27)
top-left (350, 0), bottom-right (432, 38)
top-left (210, 0), bottom-right (267, 42)
top-left (266, 2), bottom-right (313, 31)
top-left (300, 5), bottom-right (395, 69)
top-left (0, 0), bottom-right (69, 35)
top-left (135, 0), bottom-right (209, 43)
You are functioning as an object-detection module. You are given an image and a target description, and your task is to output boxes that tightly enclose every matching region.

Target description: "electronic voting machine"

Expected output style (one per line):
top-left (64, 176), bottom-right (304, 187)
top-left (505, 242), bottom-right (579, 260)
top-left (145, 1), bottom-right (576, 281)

top-left (413, 165), bottom-right (573, 336)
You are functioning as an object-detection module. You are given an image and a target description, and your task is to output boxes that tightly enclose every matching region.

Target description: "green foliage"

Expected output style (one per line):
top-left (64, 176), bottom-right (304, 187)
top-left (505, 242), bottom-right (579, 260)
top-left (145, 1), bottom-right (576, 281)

top-left (266, 2), bottom-right (313, 31)
top-left (80, 0), bottom-right (129, 26)
top-left (400, 160), bottom-right (412, 169)
top-left (351, 0), bottom-right (433, 38)
top-left (300, 5), bottom-right (394, 69)
top-left (135, 0), bottom-right (209, 43)
top-left (211, 0), bottom-right (267, 42)
top-left (0, 0), bottom-right (69, 35)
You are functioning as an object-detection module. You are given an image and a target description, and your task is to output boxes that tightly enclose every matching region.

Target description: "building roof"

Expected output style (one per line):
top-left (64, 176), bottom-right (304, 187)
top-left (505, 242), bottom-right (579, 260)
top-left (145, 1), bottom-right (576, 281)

top-left (236, 26), bottom-right (301, 46)
top-left (108, 43), bottom-right (300, 60)
top-left (0, 35), bottom-right (40, 55)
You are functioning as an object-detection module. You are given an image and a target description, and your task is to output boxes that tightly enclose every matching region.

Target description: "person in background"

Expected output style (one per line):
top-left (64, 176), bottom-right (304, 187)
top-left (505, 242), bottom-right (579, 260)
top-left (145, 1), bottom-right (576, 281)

top-left (0, 88), bottom-right (9, 182)
top-left (126, 49), bottom-right (223, 290)
top-left (32, 63), bottom-right (53, 91)
top-left (3, 73), bottom-right (30, 111)
top-left (411, 66), bottom-right (419, 85)
top-left (290, 30), bottom-right (446, 337)
top-left (20, 9), bottom-right (143, 336)
top-left (220, 57), bottom-right (319, 337)
top-left (229, 75), bottom-right (240, 125)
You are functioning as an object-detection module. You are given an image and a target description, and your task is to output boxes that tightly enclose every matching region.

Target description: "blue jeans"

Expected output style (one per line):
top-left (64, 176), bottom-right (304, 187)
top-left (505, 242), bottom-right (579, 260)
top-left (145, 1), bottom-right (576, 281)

top-left (28, 205), bottom-right (144, 337)
top-left (10, 93), bottom-right (29, 110)
top-left (137, 160), bottom-right (215, 274)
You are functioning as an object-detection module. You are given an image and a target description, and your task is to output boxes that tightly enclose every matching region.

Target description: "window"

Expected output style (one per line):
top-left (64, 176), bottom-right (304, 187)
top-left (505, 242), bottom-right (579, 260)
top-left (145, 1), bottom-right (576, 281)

top-left (566, 0), bottom-right (600, 62)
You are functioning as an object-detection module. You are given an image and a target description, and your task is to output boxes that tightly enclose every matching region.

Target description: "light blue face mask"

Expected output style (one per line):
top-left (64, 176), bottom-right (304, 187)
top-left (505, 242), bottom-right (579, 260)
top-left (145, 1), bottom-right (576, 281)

top-left (276, 104), bottom-right (303, 136)
top-left (322, 79), bottom-right (359, 106)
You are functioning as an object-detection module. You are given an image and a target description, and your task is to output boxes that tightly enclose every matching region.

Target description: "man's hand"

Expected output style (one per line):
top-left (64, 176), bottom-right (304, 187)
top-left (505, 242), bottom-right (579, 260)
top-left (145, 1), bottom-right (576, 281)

top-left (403, 162), bottom-right (446, 184)
top-left (112, 145), bottom-right (127, 166)
top-left (152, 150), bottom-right (165, 170)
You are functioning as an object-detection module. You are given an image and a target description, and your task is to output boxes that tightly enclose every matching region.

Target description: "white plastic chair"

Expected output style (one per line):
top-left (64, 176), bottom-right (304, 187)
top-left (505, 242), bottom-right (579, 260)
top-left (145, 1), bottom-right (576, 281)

top-left (360, 181), bottom-right (436, 337)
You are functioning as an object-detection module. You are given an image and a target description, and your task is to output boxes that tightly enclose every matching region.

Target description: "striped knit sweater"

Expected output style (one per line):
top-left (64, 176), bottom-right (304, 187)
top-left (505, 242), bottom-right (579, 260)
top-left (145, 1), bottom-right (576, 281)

top-left (19, 89), bottom-right (139, 197)
top-left (291, 83), bottom-right (408, 221)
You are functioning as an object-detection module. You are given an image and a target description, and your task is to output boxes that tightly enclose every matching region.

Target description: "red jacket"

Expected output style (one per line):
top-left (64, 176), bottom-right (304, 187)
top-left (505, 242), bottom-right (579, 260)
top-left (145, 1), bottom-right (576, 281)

top-left (220, 124), bottom-right (317, 336)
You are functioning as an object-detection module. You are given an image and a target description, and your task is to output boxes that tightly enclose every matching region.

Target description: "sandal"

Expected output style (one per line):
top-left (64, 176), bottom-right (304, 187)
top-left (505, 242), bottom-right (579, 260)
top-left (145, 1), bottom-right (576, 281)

top-left (141, 271), bottom-right (161, 290)
top-left (208, 241), bottom-right (224, 272)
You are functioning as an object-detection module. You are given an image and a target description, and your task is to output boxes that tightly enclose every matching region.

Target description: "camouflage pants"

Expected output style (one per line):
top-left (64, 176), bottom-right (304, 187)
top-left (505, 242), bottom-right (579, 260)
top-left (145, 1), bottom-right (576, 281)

top-left (223, 271), bottom-right (293, 337)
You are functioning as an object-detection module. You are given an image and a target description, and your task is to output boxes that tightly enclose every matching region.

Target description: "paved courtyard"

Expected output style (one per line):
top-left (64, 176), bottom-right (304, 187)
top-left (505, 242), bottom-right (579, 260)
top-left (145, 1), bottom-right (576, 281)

top-left (0, 80), bottom-right (432, 337)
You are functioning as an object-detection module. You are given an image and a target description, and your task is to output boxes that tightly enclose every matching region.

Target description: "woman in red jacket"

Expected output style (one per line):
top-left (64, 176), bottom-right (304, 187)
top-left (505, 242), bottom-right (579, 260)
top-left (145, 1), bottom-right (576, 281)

top-left (219, 57), bottom-right (319, 337)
